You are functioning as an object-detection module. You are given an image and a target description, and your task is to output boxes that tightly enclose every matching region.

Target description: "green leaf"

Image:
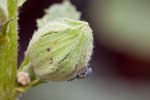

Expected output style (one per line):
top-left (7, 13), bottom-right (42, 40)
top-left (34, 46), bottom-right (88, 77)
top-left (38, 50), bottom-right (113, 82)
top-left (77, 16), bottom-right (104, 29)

top-left (0, 18), bottom-right (13, 36)
top-left (18, 0), bottom-right (26, 7)
top-left (37, 1), bottom-right (81, 28)
top-left (0, 0), bottom-right (9, 25)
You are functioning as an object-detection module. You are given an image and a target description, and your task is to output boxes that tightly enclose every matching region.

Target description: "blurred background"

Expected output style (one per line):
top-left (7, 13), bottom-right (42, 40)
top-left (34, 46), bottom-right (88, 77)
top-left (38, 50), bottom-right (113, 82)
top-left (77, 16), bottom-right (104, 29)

top-left (18, 0), bottom-right (150, 100)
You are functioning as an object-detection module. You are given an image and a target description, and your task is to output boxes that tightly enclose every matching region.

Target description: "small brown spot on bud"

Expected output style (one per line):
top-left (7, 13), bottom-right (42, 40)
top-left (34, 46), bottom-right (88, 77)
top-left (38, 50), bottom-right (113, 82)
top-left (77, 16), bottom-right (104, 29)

top-left (49, 58), bottom-right (53, 64)
top-left (47, 48), bottom-right (51, 52)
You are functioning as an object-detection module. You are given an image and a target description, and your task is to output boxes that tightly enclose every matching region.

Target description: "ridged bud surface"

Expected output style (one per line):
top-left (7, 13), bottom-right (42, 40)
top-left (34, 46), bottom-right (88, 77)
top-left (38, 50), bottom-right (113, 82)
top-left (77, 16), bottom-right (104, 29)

top-left (25, 19), bottom-right (93, 81)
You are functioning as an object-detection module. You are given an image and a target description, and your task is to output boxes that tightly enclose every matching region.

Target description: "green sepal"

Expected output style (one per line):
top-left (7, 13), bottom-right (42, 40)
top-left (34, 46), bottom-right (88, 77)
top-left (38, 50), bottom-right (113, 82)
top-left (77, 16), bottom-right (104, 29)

top-left (0, 18), bottom-right (13, 36)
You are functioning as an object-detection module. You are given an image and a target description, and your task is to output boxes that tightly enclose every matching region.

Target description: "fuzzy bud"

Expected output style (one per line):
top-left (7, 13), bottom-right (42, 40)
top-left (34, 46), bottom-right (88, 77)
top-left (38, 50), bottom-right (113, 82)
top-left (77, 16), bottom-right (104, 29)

top-left (21, 18), bottom-right (93, 82)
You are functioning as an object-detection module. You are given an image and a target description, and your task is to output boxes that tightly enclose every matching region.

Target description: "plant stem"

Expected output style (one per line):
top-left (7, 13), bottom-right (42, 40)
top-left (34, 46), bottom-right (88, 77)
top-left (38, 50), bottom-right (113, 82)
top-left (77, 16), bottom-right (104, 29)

top-left (0, 0), bottom-right (18, 100)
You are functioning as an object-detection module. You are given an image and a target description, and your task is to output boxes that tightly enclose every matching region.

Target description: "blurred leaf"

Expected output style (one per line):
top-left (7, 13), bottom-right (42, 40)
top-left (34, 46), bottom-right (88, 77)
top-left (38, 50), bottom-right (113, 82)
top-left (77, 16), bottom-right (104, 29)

top-left (37, 1), bottom-right (81, 28)
top-left (18, 0), bottom-right (26, 7)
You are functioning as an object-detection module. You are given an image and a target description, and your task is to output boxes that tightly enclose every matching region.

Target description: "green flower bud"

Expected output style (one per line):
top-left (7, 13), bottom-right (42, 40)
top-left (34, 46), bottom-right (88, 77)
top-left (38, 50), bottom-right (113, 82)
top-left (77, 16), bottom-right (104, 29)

top-left (19, 18), bottom-right (93, 83)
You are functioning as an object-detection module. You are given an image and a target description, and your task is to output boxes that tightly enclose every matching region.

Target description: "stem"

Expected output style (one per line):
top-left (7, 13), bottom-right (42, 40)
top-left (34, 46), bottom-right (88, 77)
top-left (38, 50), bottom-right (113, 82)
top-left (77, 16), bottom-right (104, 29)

top-left (0, 0), bottom-right (18, 100)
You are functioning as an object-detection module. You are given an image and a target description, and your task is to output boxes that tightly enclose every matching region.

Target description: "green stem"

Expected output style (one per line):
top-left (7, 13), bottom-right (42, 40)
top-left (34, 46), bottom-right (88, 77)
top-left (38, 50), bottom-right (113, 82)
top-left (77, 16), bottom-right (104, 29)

top-left (0, 0), bottom-right (18, 100)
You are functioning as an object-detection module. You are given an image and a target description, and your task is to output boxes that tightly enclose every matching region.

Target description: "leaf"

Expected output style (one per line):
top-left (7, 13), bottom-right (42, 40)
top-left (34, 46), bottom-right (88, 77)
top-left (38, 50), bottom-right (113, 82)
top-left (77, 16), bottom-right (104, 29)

top-left (18, 0), bottom-right (26, 7)
top-left (37, 1), bottom-right (81, 28)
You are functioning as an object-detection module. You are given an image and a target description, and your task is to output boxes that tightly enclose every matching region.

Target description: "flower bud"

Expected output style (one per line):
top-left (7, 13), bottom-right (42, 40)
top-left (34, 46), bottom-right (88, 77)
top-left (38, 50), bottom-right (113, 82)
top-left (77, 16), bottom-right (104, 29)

top-left (20, 18), bottom-right (93, 82)
top-left (17, 72), bottom-right (31, 86)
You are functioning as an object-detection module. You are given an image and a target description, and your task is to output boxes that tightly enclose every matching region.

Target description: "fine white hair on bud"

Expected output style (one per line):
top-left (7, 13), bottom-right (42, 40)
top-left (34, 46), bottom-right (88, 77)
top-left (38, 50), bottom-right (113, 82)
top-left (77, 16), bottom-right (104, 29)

top-left (17, 72), bottom-right (31, 86)
top-left (19, 18), bottom-right (93, 82)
